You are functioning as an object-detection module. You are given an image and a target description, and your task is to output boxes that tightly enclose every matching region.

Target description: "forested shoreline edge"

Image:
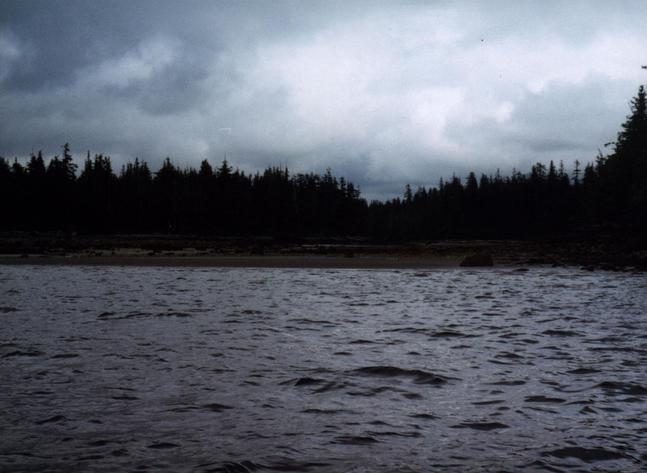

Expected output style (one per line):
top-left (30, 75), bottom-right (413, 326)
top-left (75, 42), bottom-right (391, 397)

top-left (2, 86), bottom-right (646, 254)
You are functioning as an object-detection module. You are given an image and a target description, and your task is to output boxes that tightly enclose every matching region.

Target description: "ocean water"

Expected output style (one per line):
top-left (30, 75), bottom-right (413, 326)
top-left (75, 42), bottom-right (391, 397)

top-left (1, 265), bottom-right (647, 472)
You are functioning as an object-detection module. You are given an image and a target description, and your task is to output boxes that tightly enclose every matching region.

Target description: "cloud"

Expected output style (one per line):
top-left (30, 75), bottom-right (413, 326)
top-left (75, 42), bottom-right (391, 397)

top-left (1, 1), bottom-right (646, 199)
top-left (0, 29), bottom-right (23, 81)
top-left (76, 37), bottom-right (179, 91)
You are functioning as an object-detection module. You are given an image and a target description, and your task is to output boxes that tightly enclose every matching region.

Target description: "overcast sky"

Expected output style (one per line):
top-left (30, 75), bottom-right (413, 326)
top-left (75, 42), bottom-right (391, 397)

top-left (1, 1), bottom-right (646, 199)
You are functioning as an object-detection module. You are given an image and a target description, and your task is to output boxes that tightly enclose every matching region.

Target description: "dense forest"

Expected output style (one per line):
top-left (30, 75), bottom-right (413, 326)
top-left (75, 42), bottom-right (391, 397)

top-left (1, 86), bottom-right (646, 241)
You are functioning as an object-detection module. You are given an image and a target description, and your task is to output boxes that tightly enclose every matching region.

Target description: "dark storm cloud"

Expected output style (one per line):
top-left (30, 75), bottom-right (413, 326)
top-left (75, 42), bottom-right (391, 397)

top-left (1, 0), bottom-right (646, 199)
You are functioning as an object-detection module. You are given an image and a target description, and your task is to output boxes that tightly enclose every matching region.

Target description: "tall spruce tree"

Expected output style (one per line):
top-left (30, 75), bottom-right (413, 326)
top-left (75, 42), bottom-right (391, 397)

top-left (594, 85), bottom-right (647, 228)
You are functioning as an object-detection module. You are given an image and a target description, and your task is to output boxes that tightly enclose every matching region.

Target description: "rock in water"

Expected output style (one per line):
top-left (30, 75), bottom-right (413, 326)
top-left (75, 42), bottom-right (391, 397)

top-left (460, 252), bottom-right (493, 267)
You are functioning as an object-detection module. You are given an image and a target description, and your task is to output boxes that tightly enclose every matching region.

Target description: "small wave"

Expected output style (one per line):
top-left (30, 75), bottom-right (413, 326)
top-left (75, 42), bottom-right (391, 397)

top-left (366, 430), bottom-right (422, 438)
top-left (351, 366), bottom-right (452, 385)
top-left (525, 395), bottom-right (566, 403)
top-left (203, 403), bottom-right (234, 412)
top-left (286, 318), bottom-right (330, 325)
top-left (402, 392), bottom-right (424, 400)
top-left (279, 377), bottom-right (339, 389)
top-left (596, 381), bottom-right (647, 396)
top-left (588, 346), bottom-right (642, 353)
top-left (567, 367), bottom-right (599, 375)
top-left (35, 415), bottom-right (67, 425)
top-left (312, 381), bottom-right (348, 394)
top-left (86, 439), bottom-right (117, 447)
top-left (214, 460), bottom-right (331, 472)
top-left (346, 386), bottom-right (404, 397)
top-left (2, 350), bottom-right (43, 358)
top-left (488, 380), bottom-right (526, 386)
top-left (111, 395), bottom-right (139, 401)
top-left (382, 327), bottom-right (476, 339)
top-left (301, 408), bottom-right (355, 415)
top-left (472, 399), bottom-right (504, 405)
top-left (166, 406), bottom-right (199, 413)
top-left (543, 446), bottom-right (626, 462)
top-left (147, 442), bottom-right (180, 449)
top-left (50, 353), bottom-right (79, 359)
top-left (429, 330), bottom-right (478, 339)
top-left (543, 329), bottom-right (580, 337)
top-left (98, 311), bottom-right (152, 320)
top-left (495, 351), bottom-right (525, 360)
top-left (293, 377), bottom-right (325, 386)
top-left (409, 413), bottom-right (436, 420)
top-left (155, 311), bottom-right (192, 318)
top-left (332, 435), bottom-right (379, 445)
top-left (451, 421), bottom-right (509, 431)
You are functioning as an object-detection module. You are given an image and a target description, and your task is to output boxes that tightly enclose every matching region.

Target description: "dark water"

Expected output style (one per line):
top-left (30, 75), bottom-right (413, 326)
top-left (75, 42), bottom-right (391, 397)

top-left (2, 265), bottom-right (647, 472)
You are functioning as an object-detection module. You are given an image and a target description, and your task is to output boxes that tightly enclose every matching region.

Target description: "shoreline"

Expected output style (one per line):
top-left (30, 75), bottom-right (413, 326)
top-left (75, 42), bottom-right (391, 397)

top-left (0, 254), bottom-right (464, 269)
top-left (0, 234), bottom-right (645, 271)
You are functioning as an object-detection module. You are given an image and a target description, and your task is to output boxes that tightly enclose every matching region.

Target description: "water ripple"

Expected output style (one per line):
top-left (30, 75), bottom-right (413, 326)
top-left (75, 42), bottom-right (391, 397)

top-left (1, 265), bottom-right (647, 472)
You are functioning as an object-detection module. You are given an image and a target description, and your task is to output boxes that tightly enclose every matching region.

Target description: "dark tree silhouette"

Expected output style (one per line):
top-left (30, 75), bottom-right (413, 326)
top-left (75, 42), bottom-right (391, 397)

top-left (581, 85), bottom-right (647, 230)
top-left (1, 85), bottom-right (645, 243)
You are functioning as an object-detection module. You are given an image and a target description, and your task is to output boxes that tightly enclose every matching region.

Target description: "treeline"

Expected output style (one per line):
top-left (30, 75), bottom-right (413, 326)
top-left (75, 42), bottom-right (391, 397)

top-left (368, 162), bottom-right (577, 240)
top-left (370, 86), bottom-right (646, 240)
top-left (0, 147), bottom-right (367, 235)
top-left (1, 86), bottom-right (646, 241)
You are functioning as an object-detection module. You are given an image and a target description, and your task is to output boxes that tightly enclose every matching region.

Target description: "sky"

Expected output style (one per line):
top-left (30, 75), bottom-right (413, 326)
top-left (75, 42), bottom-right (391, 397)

top-left (1, 1), bottom-right (646, 200)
